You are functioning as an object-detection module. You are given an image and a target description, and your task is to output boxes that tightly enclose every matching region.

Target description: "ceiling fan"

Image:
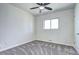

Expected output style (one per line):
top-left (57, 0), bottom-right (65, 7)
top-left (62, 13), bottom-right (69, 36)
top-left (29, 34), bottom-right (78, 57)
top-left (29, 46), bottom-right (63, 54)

top-left (30, 3), bottom-right (52, 13)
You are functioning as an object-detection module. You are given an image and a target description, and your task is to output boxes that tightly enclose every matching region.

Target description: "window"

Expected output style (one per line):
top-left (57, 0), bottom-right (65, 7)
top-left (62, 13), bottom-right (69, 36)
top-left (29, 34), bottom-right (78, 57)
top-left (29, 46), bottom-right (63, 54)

top-left (44, 20), bottom-right (51, 29)
top-left (51, 19), bottom-right (58, 29)
top-left (44, 19), bottom-right (58, 29)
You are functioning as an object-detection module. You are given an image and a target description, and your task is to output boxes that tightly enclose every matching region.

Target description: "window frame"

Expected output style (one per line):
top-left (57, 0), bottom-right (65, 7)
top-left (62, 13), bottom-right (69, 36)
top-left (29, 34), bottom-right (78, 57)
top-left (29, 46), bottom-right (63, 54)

top-left (43, 18), bottom-right (59, 30)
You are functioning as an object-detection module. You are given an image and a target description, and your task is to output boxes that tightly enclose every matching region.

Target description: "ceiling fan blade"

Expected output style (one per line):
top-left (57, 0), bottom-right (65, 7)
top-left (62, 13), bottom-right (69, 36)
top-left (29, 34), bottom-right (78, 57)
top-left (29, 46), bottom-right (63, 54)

top-left (45, 7), bottom-right (52, 10)
top-left (36, 3), bottom-right (43, 5)
top-left (30, 7), bottom-right (39, 9)
top-left (43, 3), bottom-right (50, 5)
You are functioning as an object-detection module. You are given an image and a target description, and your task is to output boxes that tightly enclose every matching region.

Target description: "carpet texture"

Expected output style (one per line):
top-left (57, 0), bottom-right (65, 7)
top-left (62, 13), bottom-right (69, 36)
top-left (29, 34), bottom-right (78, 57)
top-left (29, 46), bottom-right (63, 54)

top-left (0, 40), bottom-right (78, 55)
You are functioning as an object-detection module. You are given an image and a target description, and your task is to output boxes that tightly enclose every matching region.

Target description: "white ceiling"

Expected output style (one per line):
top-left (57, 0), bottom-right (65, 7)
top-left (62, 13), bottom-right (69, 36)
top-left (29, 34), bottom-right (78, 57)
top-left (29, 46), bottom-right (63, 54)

top-left (10, 3), bottom-right (75, 15)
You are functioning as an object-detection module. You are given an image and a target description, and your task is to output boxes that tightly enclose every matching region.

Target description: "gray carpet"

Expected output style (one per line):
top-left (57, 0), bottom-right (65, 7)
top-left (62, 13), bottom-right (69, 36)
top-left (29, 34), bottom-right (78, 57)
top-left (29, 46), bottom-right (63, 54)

top-left (0, 40), bottom-right (78, 55)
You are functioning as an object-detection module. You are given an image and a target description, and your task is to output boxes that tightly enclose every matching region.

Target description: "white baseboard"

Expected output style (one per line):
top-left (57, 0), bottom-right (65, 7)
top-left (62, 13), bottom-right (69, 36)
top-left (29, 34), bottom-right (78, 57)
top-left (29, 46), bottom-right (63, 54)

top-left (36, 39), bottom-right (74, 47)
top-left (0, 40), bottom-right (33, 52)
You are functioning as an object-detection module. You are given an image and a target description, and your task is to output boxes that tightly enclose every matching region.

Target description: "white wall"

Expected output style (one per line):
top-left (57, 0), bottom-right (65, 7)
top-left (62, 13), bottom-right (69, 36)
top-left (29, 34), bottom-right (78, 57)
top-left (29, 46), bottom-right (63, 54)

top-left (74, 4), bottom-right (79, 53)
top-left (0, 4), bottom-right (34, 51)
top-left (35, 9), bottom-right (74, 46)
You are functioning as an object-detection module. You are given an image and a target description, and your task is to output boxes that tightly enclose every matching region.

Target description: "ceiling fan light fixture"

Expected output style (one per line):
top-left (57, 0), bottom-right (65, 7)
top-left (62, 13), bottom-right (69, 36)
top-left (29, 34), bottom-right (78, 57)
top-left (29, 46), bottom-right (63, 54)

top-left (30, 3), bottom-right (52, 13)
top-left (39, 6), bottom-right (44, 10)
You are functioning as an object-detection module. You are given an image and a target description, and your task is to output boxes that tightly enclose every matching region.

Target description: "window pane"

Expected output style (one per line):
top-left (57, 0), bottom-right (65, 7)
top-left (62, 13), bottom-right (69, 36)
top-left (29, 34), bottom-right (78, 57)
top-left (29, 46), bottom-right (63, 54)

top-left (44, 20), bottom-right (50, 29)
top-left (51, 19), bottom-right (58, 29)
